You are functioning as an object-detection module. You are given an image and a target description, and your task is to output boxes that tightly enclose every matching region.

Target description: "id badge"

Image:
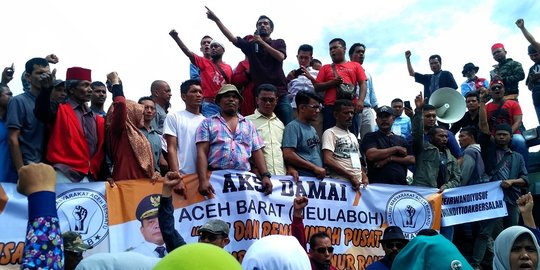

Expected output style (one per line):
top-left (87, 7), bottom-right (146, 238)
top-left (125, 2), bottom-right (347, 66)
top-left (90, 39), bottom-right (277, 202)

top-left (350, 152), bottom-right (361, 169)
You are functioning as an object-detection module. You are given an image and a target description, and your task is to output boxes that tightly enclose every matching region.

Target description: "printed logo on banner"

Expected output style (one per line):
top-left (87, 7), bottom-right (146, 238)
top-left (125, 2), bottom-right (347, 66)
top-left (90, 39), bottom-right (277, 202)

top-left (56, 188), bottom-right (108, 247)
top-left (385, 190), bottom-right (433, 236)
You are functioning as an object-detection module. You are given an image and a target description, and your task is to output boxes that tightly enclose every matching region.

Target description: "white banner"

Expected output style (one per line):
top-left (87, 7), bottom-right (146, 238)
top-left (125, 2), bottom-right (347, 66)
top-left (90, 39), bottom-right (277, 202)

top-left (441, 181), bottom-right (507, 226)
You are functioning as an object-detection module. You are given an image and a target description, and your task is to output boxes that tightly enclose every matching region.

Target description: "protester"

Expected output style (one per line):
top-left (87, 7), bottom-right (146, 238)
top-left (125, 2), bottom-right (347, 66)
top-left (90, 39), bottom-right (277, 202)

top-left (405, 51), bottom-right (458, 99)
top-left (189, 35), bottom-right (213, 80)
top-left (35, 66), bottom-right (107, 183)
top-left (63, 231), bottom-right (91, 270)
top-left (242, 234), bottom-right (312, 270)
top-left (490, 43), bottom-right (525, 101)
top-left (516, 18), bottom-right (540, 124)
top-left (195, 84), bottom-right (272, 196)
top-left (517, 192), bottom-right (539, 242)
top-left (450, 92), bottom-right (481, 134)
top-left (493, 226), bottom-right (540, 270)
top-left (90, 81), bottom-right (107, 116)
top-left (206, 8), bottom-right (293, 125)
top-left (389, 98), bottom-right (412, 142)
top-left (291, 196), bottom-right (337, 270)
top-left (149, 80), bottom-right (172, 134)
top-left (460, 62), bottom-right (489, 97)
top-left (366, 226), bottom-right (408, 270)
top-left (164, 79), bottom-right (205, 175)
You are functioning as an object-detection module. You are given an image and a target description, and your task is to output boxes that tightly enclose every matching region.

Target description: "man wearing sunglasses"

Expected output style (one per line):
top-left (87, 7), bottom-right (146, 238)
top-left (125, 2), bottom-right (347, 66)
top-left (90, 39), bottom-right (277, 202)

top-left (366, 226), bottom-right (408, 270)
top-left (291, 196), bottom-right (337, 270)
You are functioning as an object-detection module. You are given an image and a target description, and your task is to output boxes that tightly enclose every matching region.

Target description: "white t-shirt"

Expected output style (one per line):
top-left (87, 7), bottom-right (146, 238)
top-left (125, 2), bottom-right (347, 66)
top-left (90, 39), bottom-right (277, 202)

top-left (163, 110), bottom-right (205, 174)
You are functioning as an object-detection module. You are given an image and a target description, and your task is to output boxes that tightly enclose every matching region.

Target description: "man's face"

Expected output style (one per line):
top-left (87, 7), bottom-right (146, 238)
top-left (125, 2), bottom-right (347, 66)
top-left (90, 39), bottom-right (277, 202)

top-left (309, 237), bottom-right (333, 265)
top-left (200, 37), bottom-right (213, 58)
top-left (376, 114), bottom-right (395, 132)
top-left (430, 128), bottom-right (448, 149)
top-left (91, 86), bottom-right (107, 107)
top-left (198, 231), bottom-right (230, 248)
top-left (423, 110), bottom-right (437, 128)
top-left (51, 85), bottom-right (66, 102)
top-left (509, 235), bottom-right (538, 270)
top-left (210, 44), bottom-right (225, 60)
top-left (466, 96), bottom-right (479, 111)
top-left (256, 90), bottom-right (277, 117)
top-left (300, 98), bottom-right (322, 122)
top-left (218, 92), bottom-right (240, 115)
top-left (492, 48), bottom-right (507, 62)
top-left (297, 51), bottom-right (312, 67)
top-left (329, 41), bottom-right (346, 63)
top-left (256, 18), bottom-right (273, 37)
top-left (530, 52), bottom-right (540, 64)
top-left (0, 87), bottom-right (12, 108)
top-left (429, 58), bottom-right (441, 73)
top-left (69, 80), bottom-right (93, 104)
top-left (382, 240), bottom-right (406, 263)
top-left (140, 217), bottom-right (164, 245)
top-left (26, 64), bottom-right (50, 90)
top-left (140, 99), bottom-right (157, 122)
top-left (334, 105), bottom-right (355, 128)
top-left (458, 132), bottom-right (474, 148)
top-left (181, 84), bottom-right (203, 108)
top-left (391, 102), bottom-right (404, 117)
top-left (464, 69), bottom-right (476, 80)
top-left (494, 130), bottom-right (512, 147)
top-left (154, 82), bottom-right (172, 104)
top-left (350, 46), bottom-right (365, 64)
top-left (489, 83), bottom-right (505, 100)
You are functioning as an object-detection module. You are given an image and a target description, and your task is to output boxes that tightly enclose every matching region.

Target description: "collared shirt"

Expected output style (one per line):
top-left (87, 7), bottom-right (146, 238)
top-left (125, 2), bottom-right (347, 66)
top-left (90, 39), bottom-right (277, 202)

top-left (140, 126), bottom-right (162, 173)
top-left (390, 114), bottom-right (412, 142)
top-left (288, 67), bottom-right (318, 108)
top-left (357, 71), bottom-right (378, 108)
top-left (130, 241), bottom-right (167, 258)
top-left (66, 98), bottom-right (98, 157)
top-left (196, 113), bottom-right (264, 171)
top-left (246, 110), bottom-right (286, 175)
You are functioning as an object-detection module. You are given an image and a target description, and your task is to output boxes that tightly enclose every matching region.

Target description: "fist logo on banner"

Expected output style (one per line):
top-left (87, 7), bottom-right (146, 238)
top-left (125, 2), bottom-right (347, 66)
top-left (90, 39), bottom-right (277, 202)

top-left (385, 190), bottom-right (434, 238)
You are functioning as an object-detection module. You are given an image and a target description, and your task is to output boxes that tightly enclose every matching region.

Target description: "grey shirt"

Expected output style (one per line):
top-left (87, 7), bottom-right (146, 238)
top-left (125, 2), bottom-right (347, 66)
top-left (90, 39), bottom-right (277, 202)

top-left (282, 119), bottom-right (322, 177)
top-left (6, 91), bottom-right (44, 164)
top-left (141, 127), bottom-right (162, 172)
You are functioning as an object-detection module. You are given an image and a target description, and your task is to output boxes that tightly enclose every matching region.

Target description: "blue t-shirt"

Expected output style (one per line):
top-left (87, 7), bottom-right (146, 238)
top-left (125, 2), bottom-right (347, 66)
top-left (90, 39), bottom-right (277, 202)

top-left (282, 120), bottom-right (322, 176)
top-left (0, 120), bottom-right (17, 182)
top-left (6, 91), bottom-right (45, 164)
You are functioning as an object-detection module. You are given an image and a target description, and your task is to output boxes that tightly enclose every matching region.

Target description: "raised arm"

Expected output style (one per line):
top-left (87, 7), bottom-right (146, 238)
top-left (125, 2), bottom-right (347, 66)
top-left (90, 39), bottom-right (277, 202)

top-left (206, 7), bottom-right (238, 45)
top-left (107, 72), bottom-right (127, 137)
top-left (516, 19), bottom-right (540, 52)
top-left (478, 90), bottom-right (490, 135)
top-left (159, 171), bottom-right (187, 252)
top-left (411, 92), bottom-right (425, 155)
top-left (405, 50), bottom-right (415, 77)
top-left (169, 29), bottom-right (195, 64)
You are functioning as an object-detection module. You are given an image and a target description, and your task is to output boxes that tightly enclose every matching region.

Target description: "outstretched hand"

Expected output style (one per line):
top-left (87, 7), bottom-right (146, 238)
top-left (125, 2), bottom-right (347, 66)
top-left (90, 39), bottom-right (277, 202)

top-left (169, 29), bottom-right (179, 39)
top-left (205, 6), bottom-right (219, 22)
top-left (516, 18), bottom-right (525, 29)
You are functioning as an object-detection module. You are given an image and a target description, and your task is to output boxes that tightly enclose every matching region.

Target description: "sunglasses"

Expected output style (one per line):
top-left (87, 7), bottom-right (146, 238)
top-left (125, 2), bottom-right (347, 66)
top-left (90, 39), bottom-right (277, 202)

top-left (490, 85), bottom-right (502, 91)
top-left (259, 97), bottom-right (277, 104)
top-left (384, 241), bottom-right (405, 249)
top-left (199, 232), bottom-right (224, 242)
top-left (316, 246), bottom-right (334, 254)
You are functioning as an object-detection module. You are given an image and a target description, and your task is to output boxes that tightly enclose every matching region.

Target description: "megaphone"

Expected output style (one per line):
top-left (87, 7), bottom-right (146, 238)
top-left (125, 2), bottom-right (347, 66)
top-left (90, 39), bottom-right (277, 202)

top-left (428, 87), bottom-right (466, 124)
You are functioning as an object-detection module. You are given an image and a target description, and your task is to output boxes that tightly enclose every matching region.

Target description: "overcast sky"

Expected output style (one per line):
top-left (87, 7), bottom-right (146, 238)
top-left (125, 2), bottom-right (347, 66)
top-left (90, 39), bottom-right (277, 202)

top-left (2, 0), bottom-right (539, 128)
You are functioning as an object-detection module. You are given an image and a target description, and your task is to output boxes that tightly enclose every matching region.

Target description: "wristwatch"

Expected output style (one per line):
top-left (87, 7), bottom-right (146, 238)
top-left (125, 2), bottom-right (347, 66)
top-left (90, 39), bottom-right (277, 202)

top-left (261, 172), bottom-right (272, 178)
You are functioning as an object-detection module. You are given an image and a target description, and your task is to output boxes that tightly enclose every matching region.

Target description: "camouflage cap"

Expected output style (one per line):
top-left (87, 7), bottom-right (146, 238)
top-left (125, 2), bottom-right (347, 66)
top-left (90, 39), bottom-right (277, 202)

top-left (136, 194), bottom-right (161, 221)
top-left (198, 219), bottom-right (230, 236)
top-left (62, 231), bottom-right (91, 252)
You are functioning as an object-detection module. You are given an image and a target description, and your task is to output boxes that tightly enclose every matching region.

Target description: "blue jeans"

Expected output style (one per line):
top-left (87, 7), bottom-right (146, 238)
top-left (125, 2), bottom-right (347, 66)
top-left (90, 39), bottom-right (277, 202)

top-left (202, 102), bottom-right (220, 117)
top-left (274, 95), bottom-right (294, 126)
top-left (511, 134), bottom-right (528, 167)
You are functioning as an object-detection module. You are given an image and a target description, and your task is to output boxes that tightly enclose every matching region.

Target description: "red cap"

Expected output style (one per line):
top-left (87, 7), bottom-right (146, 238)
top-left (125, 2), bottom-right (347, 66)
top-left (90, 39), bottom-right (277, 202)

top-left (489, 78), bottom-right (504, 88)
top-left (66, 67), bottom-right (91, 81)
top-left (491, 43), bottom-right (505, 53)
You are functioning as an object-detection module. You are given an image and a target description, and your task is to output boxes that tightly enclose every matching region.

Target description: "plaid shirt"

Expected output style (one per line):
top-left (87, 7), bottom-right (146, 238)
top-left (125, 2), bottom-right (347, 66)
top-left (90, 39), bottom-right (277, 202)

top-left (196, 113), bottom-right (264, 171)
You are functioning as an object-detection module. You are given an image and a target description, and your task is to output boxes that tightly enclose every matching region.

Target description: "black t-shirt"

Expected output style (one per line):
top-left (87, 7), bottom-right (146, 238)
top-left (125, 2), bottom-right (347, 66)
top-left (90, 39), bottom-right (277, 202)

top-left (360, 131), bottom-right (411, 185)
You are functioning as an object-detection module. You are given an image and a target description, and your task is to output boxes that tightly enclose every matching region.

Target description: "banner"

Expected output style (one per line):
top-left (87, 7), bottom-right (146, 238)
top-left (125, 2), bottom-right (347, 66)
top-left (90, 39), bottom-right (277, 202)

top-left (441, 181), bottom-right (506, 226)
top-left (0, 172), bottom-right (507, 270)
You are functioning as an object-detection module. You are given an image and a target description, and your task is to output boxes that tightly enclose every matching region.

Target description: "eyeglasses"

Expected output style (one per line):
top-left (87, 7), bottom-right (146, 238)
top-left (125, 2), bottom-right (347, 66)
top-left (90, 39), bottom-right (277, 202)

top-left (304, 104), bottom-right (323, 110)
top-left (315, 246), bottom-right (334, 254)
top-left (490, 85), bottom-right (502, 91)
top-left (199, 232), bottom-right (224, 242)
top-left (259, 97), bottom-right (277, 104)
top-left (384, 241), bottom-right (405, 249)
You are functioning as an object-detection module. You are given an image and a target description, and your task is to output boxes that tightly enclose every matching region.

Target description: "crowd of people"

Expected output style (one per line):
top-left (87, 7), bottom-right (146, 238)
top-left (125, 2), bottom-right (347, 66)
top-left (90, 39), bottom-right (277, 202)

top-left (1, 8), bottom-right (539, 270)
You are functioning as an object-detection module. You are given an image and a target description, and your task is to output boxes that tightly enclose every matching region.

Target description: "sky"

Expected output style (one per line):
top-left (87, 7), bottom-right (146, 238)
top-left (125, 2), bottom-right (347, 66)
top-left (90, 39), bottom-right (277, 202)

top-left (2, 0), bottom-right (540, 130)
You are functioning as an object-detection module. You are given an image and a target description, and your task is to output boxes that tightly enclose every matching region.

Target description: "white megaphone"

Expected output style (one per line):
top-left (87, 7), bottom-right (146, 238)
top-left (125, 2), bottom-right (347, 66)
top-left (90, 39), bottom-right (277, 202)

top-left (428, 87), bottom-right (466, 124)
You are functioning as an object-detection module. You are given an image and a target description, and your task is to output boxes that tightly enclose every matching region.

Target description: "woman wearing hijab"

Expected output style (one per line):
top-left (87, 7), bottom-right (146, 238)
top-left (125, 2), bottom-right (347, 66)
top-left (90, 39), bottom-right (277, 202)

top-left (493, 226), bottom-right (540, 270)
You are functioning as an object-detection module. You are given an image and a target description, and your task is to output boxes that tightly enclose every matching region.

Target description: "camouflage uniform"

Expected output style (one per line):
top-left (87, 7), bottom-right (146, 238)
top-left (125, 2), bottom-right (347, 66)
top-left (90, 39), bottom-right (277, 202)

top-left (490, 58), bottom-right (525, 97)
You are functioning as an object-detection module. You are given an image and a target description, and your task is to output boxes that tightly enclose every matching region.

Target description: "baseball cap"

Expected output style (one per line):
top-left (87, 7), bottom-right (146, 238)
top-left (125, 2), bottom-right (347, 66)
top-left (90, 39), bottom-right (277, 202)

top-left (376, 105), bottom-right (394, 116)
top-left (62, 231), bottom-right (91, 252)
top-left (198, 219), bottom-right (230, 236)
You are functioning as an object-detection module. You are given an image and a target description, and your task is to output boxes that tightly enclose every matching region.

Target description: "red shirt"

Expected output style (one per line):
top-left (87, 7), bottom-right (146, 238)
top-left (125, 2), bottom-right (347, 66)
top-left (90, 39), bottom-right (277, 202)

top-left (485, 100), bottom-right (522, 135)
top-left (194, 54), bottom-right (233, 98)
top-left (316, 61), bottom-right (367, 105)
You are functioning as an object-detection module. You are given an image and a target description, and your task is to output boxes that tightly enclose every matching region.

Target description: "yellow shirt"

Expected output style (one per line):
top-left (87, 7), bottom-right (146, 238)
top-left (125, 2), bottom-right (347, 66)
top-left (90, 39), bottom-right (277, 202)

top-left (245, 110), bottom-right (286, 175)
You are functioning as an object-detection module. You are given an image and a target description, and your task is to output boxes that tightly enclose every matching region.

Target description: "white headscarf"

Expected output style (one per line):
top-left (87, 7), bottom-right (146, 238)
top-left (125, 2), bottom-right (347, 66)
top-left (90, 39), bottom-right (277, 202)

top-left (75, 252), bottom-right (159, 270)
top-left (493, 226), bottom-right (540, 270)
top-left (242, 235), bottom-right (311, 270)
